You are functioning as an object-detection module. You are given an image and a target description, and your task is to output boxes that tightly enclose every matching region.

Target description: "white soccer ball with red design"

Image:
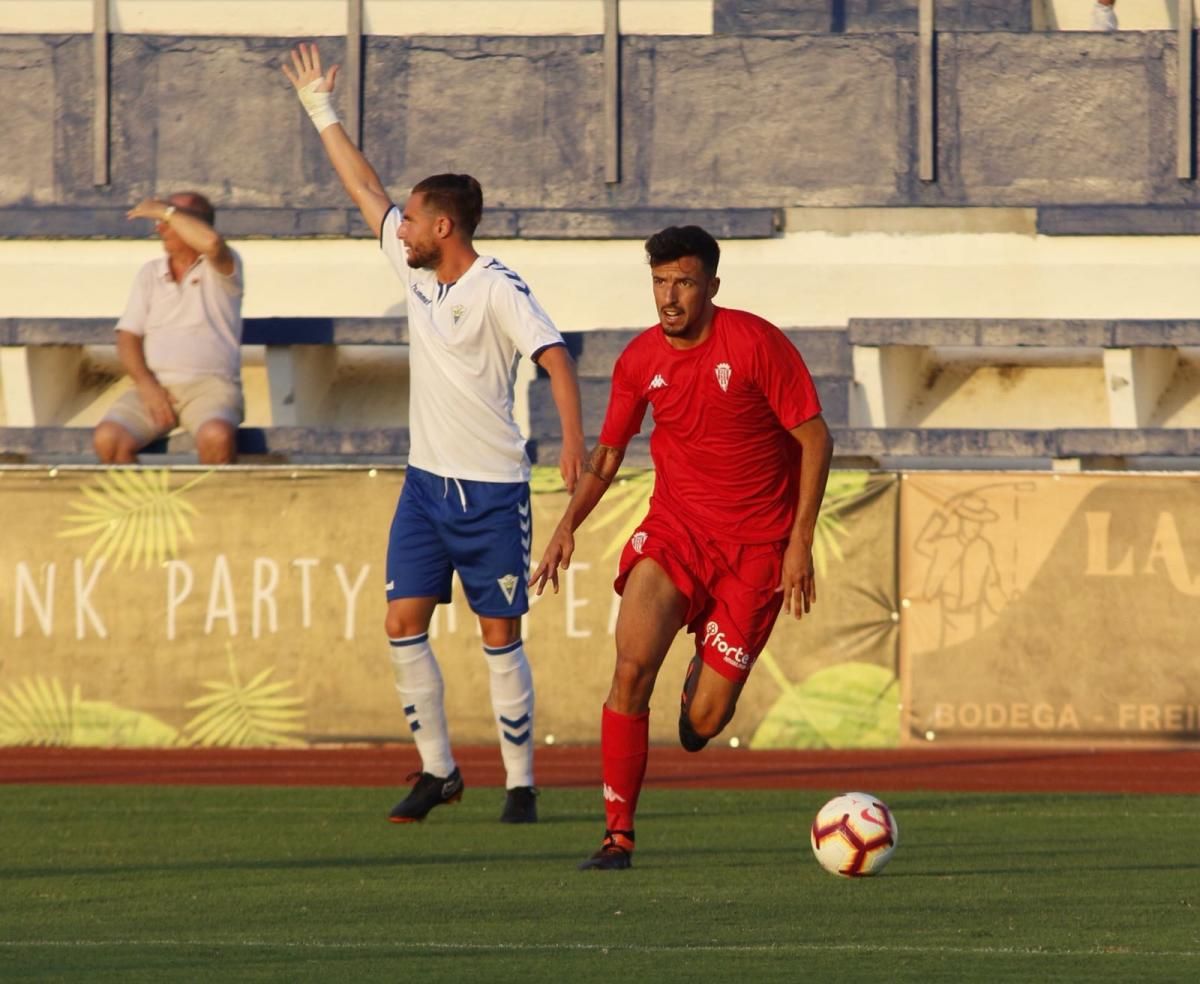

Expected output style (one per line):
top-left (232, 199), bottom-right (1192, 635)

top-left (810, 792), bottom-right (899, 877)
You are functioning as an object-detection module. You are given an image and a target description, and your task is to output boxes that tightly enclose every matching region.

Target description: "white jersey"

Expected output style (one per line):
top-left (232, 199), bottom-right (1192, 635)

top-left (380, 206), bottom-right (564, 482)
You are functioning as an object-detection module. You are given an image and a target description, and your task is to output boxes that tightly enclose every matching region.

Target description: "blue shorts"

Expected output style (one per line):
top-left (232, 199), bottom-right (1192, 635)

top-left (386, 466), bottom-right (531, 617)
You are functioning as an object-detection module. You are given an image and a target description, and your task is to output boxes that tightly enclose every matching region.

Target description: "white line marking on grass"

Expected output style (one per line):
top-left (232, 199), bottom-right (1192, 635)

top-left (1, 941), bottom-right (1197, 959)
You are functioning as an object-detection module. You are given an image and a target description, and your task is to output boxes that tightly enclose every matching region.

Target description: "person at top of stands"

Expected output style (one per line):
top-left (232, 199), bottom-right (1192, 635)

top-left (93, 193), bottom-right (244, 465)
top-left (283, 42), bottom-right (585, 826)
top-left (530, 224), bottom-right (834, 870)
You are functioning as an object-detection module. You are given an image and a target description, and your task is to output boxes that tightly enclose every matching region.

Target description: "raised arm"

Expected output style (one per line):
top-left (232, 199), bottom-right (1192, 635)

top-left (782, 414), bottom-right (834, 620)
top-left (529, 443), bottom-right (625, 595)
top-left (126, 200), bottom-right (234, 275)
top-left (282, 42), bottom-right (392, 238)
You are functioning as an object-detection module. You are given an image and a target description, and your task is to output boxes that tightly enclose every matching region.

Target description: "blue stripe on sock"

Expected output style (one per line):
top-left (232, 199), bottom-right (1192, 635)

top-left (483, 639), bottom-right (523, 656)
top-left (503, 730), bottom-right (531, 746)
top-left (390, 633), bottom-right (429, 647)
top-left (404, 704), bottom-right (416, 716)
top-left (499, 713), bottom-right (530, 729)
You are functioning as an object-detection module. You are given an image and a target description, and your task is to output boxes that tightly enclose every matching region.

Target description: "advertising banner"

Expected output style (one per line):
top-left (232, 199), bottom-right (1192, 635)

top-left (0, 466), bottom-right (898, 750)
top-left (901, 473), bottom-right (1200, 744)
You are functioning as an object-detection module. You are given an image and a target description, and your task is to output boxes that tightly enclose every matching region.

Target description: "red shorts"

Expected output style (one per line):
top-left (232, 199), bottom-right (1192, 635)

top-left (613, 508), bottom-right (786, 683)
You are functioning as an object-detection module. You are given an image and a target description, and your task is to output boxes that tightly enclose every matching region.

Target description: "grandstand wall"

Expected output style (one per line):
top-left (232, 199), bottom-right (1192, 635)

top-left (2, 2), bottom-right (1200, 751)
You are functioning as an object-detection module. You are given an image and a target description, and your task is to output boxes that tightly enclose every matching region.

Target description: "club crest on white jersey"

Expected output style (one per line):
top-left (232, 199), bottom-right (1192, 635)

top-left (715, 362), bottom-right (732, 392)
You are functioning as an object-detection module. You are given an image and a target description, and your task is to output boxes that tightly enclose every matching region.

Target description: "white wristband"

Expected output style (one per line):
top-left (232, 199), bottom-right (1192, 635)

top-left (298, 79), bottom-right (340, 133)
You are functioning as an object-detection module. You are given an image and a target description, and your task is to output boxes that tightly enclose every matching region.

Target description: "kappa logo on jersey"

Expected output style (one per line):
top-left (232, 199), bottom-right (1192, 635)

top-left (497, 574), bottom-right (520, 605)
top-left (649, 374), bottom-right (667, 390)
top-left (631, 531), bottom-right (648, 554)
top-left (452, 304), bottom-right (465, 324)
top-left (602, 784), bottom-right (627, 804)
top-left (410, 283), bottom-right (433, 307)
top-left (703, 620), bottom-right (751, 670)
top-left (715, 362), bottom-right (732, 392)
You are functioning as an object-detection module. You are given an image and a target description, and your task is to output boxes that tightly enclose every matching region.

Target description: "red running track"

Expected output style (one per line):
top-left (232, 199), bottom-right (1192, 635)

top-left (2, 745), bottom-right (1198, 794)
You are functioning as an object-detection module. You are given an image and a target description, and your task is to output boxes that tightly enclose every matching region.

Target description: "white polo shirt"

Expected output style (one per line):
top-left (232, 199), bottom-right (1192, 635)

top-left (380, 206), bottom-right (565, 483)
top-left (116, 251), bottom-right (244, 385)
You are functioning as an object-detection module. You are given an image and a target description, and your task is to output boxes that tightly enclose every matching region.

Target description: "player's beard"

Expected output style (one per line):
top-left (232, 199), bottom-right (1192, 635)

top-left (405, 240), bottom-right (442, 271)
top-left (658, 306), bottom-right (694, 337)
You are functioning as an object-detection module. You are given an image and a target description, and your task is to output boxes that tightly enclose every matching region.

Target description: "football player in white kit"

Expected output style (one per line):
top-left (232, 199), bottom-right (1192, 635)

top-left (284, 43), bottom-right (586, 823)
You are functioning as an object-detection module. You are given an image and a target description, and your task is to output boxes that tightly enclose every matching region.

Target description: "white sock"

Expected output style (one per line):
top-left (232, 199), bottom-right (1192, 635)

top-left (388, 633), bottom-right (456, 778)
top-left (484, 640), bottom-right (535, 789)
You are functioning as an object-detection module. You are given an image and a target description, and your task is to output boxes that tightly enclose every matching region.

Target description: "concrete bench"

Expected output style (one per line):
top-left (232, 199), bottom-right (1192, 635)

top-left (847, 319), bottom-right (1200, 430)
top-left (532, 427), bottom-right (1200, 471)
top-left (0, 317), bottom-right (409, 430)
top-left (832, 427), bottom-right (1200, 469)
top-left (0, 426), bottom-right (412, 464)
top-left (6, 424), bottom-right (1198, 470)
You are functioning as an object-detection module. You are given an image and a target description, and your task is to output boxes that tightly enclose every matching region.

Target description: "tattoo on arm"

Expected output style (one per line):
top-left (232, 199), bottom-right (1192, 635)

top-left (585, 445), bottom-right (620, 483)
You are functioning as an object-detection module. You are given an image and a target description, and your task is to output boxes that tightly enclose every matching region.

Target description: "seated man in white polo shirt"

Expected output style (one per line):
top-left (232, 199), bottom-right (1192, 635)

top-left (93, 192), bottom-right (244, 465)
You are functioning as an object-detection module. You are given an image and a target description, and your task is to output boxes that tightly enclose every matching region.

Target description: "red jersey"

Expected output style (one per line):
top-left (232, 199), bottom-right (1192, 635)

top-left (599, 307), bottom-right (822, 543)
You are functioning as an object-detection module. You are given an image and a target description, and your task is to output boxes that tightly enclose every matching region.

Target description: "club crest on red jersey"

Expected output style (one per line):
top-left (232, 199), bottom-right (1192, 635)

top-left (631, 531), bottom-right (647, 554)
top-left (715, 362), bottom-right (732, 392)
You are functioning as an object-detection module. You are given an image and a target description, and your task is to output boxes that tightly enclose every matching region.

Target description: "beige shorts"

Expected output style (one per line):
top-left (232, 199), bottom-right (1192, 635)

top-left (102, 375), bottom-right (244, 448)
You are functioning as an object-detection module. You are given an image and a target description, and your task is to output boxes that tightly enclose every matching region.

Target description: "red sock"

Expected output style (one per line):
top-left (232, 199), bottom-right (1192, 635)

top-left (600, 704), bottom-right (649, 835)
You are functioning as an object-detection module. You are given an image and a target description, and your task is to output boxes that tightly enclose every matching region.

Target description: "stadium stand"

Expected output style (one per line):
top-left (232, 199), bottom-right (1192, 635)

top-left (2, 2), bottom-right (1199, 470)
top-left (4, 313), bottom-right (1200, 468)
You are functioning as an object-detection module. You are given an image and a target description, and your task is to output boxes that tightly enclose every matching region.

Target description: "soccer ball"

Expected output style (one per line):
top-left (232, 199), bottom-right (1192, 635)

top-left (810, 792), bottom-right (899, 877)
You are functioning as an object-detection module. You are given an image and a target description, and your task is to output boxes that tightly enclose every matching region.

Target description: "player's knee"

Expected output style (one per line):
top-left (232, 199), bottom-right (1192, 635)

top-left (479, 619), bottom-right (520, 649)
top-left (609, 653), bottom-right (656, 707)
top-left (384, 609), bottom-right (413, 639)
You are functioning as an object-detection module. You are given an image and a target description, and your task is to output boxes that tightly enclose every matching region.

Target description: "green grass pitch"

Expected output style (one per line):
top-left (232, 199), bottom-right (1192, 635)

top-left (1, 785), bottom-right (1197, 982)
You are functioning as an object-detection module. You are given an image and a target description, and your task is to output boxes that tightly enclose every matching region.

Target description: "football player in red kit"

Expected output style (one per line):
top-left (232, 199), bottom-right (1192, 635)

top-left (530, 225), bottom-right (834, 869)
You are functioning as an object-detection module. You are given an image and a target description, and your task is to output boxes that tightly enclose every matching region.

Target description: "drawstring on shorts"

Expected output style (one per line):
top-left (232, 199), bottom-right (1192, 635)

top-left (443, 476), bottom-right (468, 511)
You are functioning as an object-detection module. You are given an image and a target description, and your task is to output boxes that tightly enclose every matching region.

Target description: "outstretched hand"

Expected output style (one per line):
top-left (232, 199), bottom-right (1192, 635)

top-left (529, 527), bottom-right (576, 597)
top-left (282, 42), bottom-right (339, 93)
top-left (780, 539), bottom-right (817, 620)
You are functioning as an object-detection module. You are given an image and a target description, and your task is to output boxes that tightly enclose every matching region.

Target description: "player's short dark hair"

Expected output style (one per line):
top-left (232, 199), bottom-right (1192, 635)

top-left (413, 173), bottom-right (484, 236)
top-left (644, 225), bottom-right (720, 277)
top-left (173, 191), bottom-right (216, 227)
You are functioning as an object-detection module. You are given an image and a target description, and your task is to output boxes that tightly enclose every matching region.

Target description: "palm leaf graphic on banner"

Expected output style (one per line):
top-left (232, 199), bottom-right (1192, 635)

top-left (0, 676), bottom-right (75, 745)
top-left (812, 471), bottom-right (871, 577)
top-left (750, 649), bottom-right (899, 750)
top-left (57, 469), bottom-right (211, 570)
top-left (0, 676), bottom-right (179, 747)
top-left (182, 646), bottom-right (307, 748)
